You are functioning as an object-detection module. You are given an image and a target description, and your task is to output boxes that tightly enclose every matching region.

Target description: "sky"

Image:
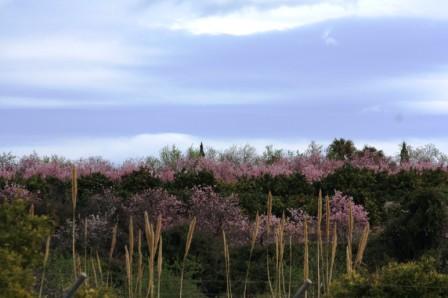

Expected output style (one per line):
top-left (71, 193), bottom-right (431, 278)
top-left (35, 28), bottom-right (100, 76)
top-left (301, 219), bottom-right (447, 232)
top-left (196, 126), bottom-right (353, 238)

top-left (1, 0), bottom-right (448, 161)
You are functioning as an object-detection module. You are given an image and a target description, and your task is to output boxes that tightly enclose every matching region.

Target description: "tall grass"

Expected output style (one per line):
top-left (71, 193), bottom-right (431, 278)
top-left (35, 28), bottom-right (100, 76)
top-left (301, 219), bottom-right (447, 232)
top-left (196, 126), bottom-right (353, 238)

top-left (38, 235), bottom-right (51, 298)
top-left (316, 190), bottom-right (322, 298)
top-left (179, 217), bottom-right (196, 298)
top-left (355, 223), bottom-right (370, 269)
top-left (136, 229), bottom-right (143, 297)
top-left (325, 195), bottom-right (330, 292)
top-left (71, 165), bottom-right (78, 279)
top-left (125, 246), bottom-right (132, 298)
top-left (304, 216), bottom-right (309, 298)
top-left (223, 230), bottom-right (232, 298)
top-left (157, 235), bottom-right (163, 298)
top-left (266, 191), bottom-right (274, 297)
top-left (329, 223), bottom-right (338, 287)
top-left (346, 202), bottom-right (353, 275)
top-left (243, 212), bottom-right (260, 298)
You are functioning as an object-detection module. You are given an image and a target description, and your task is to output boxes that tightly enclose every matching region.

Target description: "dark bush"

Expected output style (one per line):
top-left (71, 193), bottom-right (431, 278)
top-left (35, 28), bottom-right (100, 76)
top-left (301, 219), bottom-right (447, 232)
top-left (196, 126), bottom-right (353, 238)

top-left (117, 167), bottom-right (162, 197)
top-left (383, 188), bottom-right (447, 261)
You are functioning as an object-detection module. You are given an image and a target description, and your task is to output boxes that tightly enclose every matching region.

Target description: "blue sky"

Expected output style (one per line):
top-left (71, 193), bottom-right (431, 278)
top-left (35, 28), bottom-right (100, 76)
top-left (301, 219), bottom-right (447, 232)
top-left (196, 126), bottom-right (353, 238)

top-left (1, 0), bottom-right (448, 161)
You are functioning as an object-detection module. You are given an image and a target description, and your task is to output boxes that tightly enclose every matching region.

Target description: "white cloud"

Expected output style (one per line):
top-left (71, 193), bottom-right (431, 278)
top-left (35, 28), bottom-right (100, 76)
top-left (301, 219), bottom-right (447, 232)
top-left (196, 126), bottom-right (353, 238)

top-left (406, 100), bottom-right (448, 114)
top-left (0, 37), bottom-right (141, 65)
top-left (170, 2), bottom-right (350, 35)
top-left (380, 70), bottom-right (448, 114)
top-left (322, 29), bottom-right (338, 46)
top-left (167, 0), bottom-right (448, 35)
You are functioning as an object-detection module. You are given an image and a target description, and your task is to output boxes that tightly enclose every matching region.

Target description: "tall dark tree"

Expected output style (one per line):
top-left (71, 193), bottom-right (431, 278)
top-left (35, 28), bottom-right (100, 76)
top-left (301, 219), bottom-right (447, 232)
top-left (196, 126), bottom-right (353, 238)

top-left (400, 141), bottom-right (410, 164)
top-left (199, 142), bottom-right (205, 157)
top-left (327, 138), bottom-right (357, 160)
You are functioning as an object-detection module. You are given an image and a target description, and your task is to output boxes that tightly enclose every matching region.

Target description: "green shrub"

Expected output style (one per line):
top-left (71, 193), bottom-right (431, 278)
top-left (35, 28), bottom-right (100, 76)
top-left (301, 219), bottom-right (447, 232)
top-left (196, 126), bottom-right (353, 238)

top-left (170, 170), bottom-right (216, 190)
top-left (117, 167), bottom-right (162, 197)
top-left (330, 257), bottom-right (448, 298)
top-left (383, 188), bottom-right (447, 260)
top-left (319, 165), bottom-right (384, 224)
top-left (375, 257), bottom-right (448, 297)
top-left (0, 199), bottom-right (52, 296)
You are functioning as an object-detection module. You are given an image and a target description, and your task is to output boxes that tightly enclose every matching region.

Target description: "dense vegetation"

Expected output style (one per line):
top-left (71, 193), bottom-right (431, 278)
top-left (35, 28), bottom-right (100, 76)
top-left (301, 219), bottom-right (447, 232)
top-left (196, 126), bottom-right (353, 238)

top-left (1, 140), bottom-right (448, 297)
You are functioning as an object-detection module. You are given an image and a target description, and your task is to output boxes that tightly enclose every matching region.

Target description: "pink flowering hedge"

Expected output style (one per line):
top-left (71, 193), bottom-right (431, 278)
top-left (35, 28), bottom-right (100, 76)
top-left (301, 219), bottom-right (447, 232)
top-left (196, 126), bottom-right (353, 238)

top-left (1, 152), bottom-right (447, 183)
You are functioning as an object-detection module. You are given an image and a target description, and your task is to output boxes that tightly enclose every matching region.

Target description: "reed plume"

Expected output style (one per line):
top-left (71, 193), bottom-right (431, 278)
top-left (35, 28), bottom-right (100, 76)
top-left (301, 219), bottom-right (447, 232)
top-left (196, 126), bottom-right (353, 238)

top-left (144, 212), bottom-right (155, 298)
top-left (355, 223), bottom-right (370, 269)
top-left (266, 192), bottom-right (274, 297)
top-left (71, 165), bottom-right (78, 279)
top-left (223, 230), bottom-right (232, 298)
top-left (109, 224), bottom-right (118, 260)
top-left (84, 218), bottom-right (88, 273)
top-left (325, 195), bottom-right (330, 291)
top-left (267, 191), bottom-right (273, 236)
top-left (243, 212), bottom-right (260, 298)
top-left (91, 258), bottom-right (98, 287)
top-left (157, 235), bottom-right (163, 298)
top-left (317, 190), bottom-right (323, 298)
top-left (136, 229), bottom-right (143, 297)
top-left (129, 216), bottom-right (134, 265)
top-left (96, 251), bottom-right (103, 284)
top-left (125, 246), bottom-right (132, 298)
top-left (329, 223), bottom-right (338, 293)
top-left (107, 224), bottom-right (118, 286)
top-left (346, 202), bottom-right (353, 275)
top-left (127, 216), bottom-right (135, 297)
top-left (288, 236), bottom-right (292, 298)
top-left (179, 217), bottom-right (196, 298)
top-left (38, 235), bottom-right (51, 298)
top-left (303, 216), bottom-right (309, 298)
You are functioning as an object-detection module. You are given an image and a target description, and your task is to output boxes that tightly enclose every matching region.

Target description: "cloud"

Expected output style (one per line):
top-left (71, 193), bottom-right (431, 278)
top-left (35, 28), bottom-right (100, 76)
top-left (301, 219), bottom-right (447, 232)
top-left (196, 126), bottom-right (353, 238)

top-left (380, 70), bottom-right (448, 114)
top-left (322, 29), bottom-right (338, 46)
top-left (167, 0), bottom-right (448, 35)
top-left (169, 2), bottom-right (350, 35)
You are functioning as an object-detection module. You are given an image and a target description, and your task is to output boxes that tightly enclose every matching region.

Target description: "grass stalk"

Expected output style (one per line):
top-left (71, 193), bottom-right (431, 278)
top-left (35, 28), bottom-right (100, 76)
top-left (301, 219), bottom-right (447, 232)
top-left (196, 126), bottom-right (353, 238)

top-left (84, 218), bottom-right (88, 273)
top-left (107, 224), bottom-right (118, 287)
top-left (96, 251), bottom-right (103, 285)
top-left (129, 216), bottom-right (134, 265)
top-left (317, 190), bottom-right (322, 298)
top-left (136, 229), bottom-right (143, 297)
top-left (71, 165), bottom-right (78, 279)
top-left (144, 212), bottom-right (155, 298)
top-left (157, 235), bottom-right (163, 298)
top-left (223, 230), bottom-right (232, 298)
top-left (325, 195), bottom-right (330, 292)
top-left (38, 235), bottom-right (51, 298)
top-left (243, 212), bottom-right (260, 298)
top-left (91, 257), bottom-right (98, 288)
top-left (125, 246), bottom-right (132, 298)
top-left (303, 217), bottom-right (309, 298)
top-left (179, 217), bottom-right (196, 298)
top-left (346, 202), bottom-right (353, 275)
top-left (288, 236), bottom-right (292, 298)
top-left (355, 223), bottom-right (370, 269)
top-left (266, 191), bottom-right (274, 297)
top-left (329, 223), bottom-right (338, 293)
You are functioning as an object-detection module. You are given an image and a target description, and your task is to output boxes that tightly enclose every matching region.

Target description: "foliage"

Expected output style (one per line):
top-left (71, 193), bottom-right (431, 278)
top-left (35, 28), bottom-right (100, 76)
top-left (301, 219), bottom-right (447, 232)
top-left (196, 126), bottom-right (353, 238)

top-left (382, 188), bottom-right (447, 261)
top-left (170, 169), bottom-right (215, 190)
top-left (327, 138), bottom-right (357, 160)
top-left (0, 200), bottom-right (52, 296)
top-left (117, 167), bottom-right (161, 197)
top-left (400, 141), bottom-right (410, 164)
top-left (330, 257), bottom-right (448, 298)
